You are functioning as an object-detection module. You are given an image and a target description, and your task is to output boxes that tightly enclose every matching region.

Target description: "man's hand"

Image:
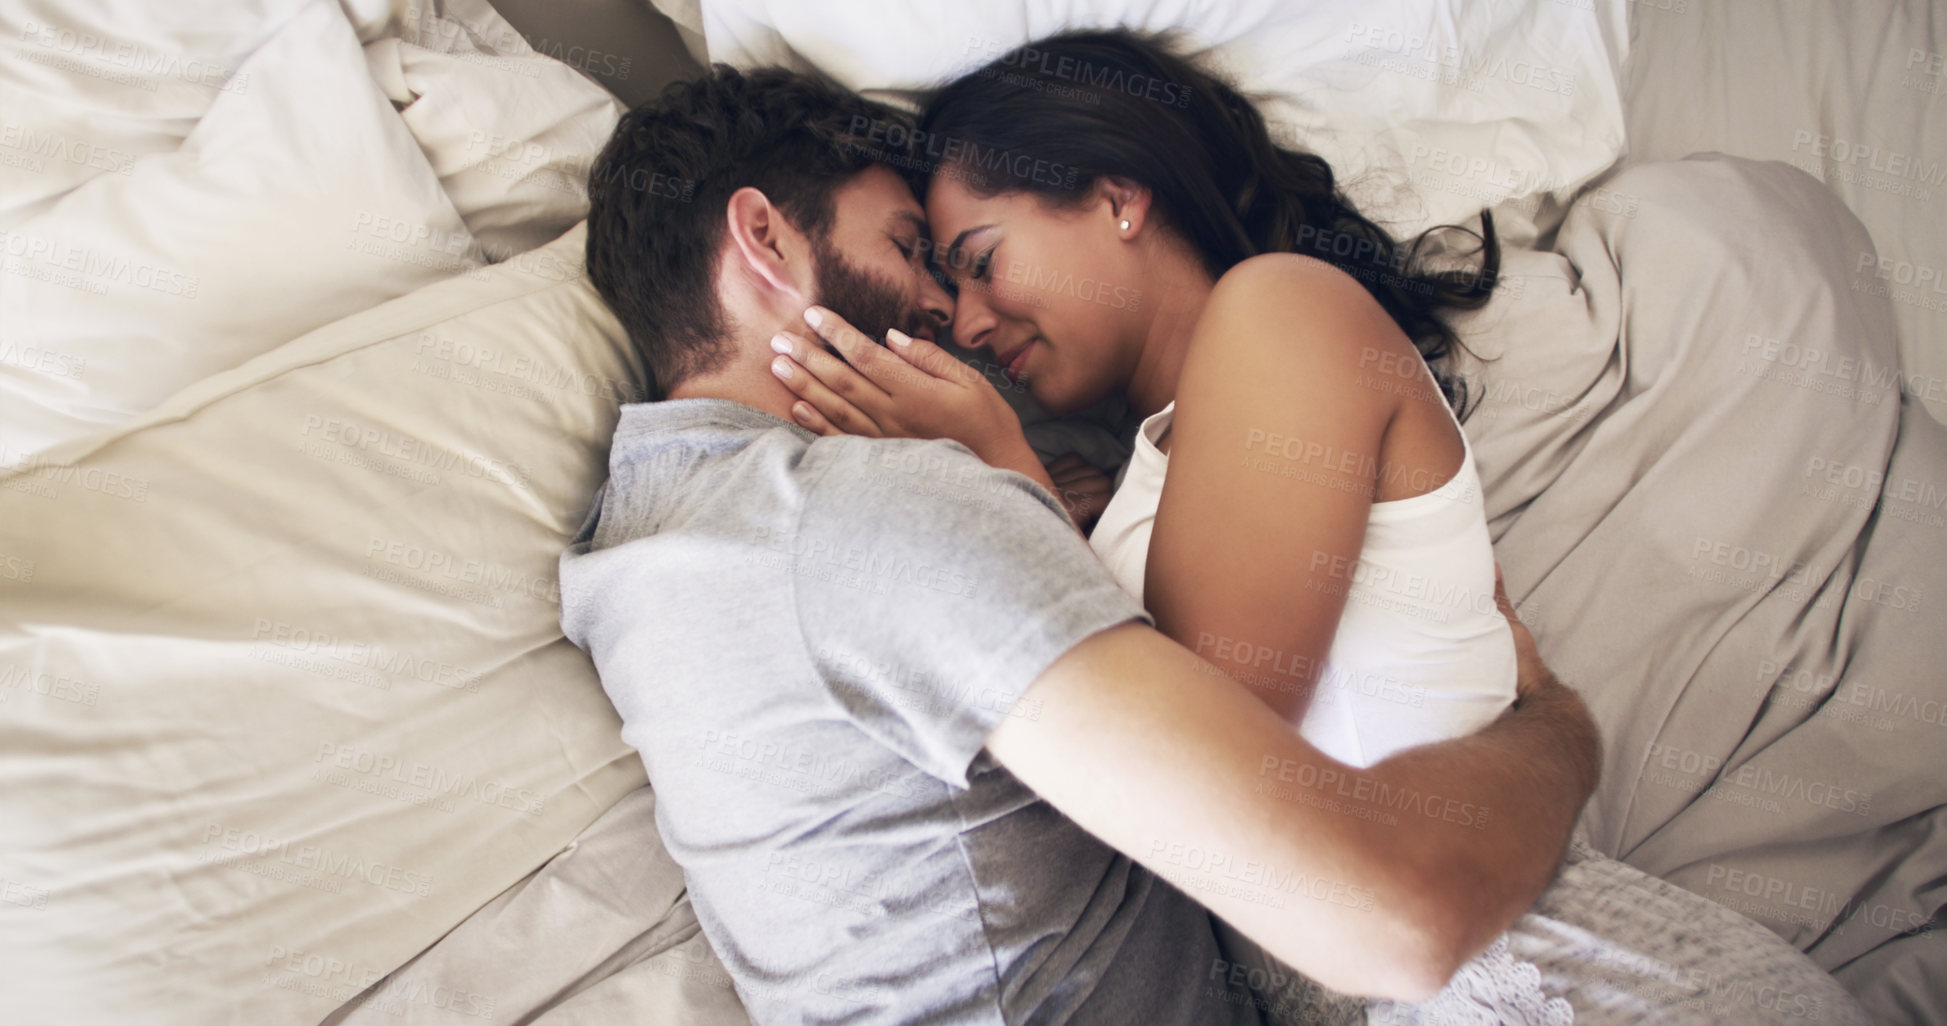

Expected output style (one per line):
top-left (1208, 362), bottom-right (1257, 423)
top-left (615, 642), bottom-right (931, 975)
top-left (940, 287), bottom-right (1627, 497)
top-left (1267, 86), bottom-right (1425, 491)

top-left (1492, 563), bottom-right (1554, 707)
top-left (769, 306), bottom-right (1029, 465)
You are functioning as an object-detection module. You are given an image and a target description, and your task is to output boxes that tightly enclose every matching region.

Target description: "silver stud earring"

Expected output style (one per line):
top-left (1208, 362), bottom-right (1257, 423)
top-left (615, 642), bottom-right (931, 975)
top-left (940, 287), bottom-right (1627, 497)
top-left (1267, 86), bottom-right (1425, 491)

top-left (1118, 219), bottom-right (1131, 231)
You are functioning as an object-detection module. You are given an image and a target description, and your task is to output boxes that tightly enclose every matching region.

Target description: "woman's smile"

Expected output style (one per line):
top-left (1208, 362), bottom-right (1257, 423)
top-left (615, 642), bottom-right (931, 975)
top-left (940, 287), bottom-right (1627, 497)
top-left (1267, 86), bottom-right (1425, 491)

top-left (1001, 338), bottom-right (1038, 383)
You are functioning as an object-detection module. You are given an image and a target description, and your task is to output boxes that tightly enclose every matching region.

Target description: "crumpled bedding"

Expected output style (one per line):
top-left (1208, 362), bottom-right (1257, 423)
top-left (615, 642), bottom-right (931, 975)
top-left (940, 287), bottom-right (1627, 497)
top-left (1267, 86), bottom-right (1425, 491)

top-left (1446, 152), bottom-right (1945, 1021)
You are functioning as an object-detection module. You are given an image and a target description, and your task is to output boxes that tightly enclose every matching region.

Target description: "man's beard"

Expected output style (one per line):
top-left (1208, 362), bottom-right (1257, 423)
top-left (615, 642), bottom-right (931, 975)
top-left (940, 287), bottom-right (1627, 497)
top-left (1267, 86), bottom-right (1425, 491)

top-left (808, 231), bottom-right (926, 349)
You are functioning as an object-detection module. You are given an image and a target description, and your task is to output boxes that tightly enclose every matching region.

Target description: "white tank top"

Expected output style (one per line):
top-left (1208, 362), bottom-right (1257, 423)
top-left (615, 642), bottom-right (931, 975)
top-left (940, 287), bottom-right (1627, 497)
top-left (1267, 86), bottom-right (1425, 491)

top-left (1087, 384), bottom-right (1516, 768)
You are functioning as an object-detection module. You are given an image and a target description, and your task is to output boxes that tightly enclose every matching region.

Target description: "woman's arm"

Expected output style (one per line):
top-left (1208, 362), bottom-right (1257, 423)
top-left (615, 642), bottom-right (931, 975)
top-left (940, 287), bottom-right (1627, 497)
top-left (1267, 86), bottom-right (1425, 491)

top-left (1144, 253), bottom-right (1400, 724)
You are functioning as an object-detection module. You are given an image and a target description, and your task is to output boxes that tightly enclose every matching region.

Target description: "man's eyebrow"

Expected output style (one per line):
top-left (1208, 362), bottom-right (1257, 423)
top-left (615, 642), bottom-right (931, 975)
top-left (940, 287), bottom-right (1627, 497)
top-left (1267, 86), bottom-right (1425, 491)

top-left (888, 210), bottom-right (927, 238)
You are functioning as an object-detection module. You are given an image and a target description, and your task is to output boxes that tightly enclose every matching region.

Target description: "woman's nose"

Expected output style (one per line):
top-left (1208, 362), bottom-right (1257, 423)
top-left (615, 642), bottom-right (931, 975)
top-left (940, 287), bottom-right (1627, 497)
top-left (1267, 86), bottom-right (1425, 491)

top-left (949, 289), bottom-right (996, 352)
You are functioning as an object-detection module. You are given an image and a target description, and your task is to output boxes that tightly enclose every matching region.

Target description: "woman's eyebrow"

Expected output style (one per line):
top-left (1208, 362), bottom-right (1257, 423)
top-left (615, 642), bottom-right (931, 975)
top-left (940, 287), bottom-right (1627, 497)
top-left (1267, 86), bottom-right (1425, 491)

top-left (943, 224), bottom-right (995, 265)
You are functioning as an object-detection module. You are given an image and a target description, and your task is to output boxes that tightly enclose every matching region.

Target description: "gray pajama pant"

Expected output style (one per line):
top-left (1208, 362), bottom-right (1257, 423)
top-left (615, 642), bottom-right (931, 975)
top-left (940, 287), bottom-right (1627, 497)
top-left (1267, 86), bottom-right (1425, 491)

top-left (1212, 828), bottom-right (1872, 1026)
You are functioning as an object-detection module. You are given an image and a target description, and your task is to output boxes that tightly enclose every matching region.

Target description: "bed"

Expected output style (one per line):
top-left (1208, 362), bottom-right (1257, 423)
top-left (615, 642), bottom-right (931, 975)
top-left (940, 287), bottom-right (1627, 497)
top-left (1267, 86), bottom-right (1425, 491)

top-left (1, 1), bottom-right (1940, 1023)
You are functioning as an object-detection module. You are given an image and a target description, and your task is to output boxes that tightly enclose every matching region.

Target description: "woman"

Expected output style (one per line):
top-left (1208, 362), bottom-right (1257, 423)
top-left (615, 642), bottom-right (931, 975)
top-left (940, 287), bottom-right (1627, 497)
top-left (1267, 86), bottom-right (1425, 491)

top-left (782, 28), bottom-right (1514, 773)
top-left (766, 30), bottom-right (1866, 1025)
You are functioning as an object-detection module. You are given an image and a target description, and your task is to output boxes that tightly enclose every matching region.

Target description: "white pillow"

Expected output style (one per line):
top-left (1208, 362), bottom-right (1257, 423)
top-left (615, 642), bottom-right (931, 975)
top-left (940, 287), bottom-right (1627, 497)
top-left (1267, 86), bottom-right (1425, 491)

top-left (0, 0), bottom-right (306, 226)
top-left (361, 0), bottom-right (627, 259)
top-left (668, 0), bottom-right (1629, 237)
top-left (0, 0), bottom-right (483, 460)
top-left (0, 222), bottom-right (651, 1024)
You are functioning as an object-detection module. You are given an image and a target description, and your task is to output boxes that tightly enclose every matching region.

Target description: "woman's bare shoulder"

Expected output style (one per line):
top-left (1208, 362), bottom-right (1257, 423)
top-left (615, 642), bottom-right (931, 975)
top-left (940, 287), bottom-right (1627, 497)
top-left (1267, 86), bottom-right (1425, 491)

top-left (1187, 252), bottom-right (1407, 396)
top-left (1208, 252), bottom-right (1370, 311)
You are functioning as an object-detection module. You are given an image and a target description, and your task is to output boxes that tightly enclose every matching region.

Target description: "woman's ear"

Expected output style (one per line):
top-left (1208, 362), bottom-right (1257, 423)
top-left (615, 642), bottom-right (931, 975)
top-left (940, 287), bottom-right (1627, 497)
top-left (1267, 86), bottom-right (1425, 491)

top-left (724, 186), bottom-right (809, 300)
top-left (1099, 175), bottom-right (1151, 236)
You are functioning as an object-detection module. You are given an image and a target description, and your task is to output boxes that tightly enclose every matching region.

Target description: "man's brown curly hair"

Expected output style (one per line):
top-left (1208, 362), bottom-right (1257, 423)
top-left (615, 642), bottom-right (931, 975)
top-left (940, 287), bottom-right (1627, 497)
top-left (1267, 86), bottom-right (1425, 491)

top-left (585, 66), bottom-right (918, 400)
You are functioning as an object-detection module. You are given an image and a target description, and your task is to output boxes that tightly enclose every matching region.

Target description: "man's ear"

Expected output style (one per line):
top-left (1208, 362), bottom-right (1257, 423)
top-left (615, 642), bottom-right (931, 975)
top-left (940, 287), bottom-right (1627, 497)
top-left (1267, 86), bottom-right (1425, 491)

top-left (723, 185), bottom-right (809, 301)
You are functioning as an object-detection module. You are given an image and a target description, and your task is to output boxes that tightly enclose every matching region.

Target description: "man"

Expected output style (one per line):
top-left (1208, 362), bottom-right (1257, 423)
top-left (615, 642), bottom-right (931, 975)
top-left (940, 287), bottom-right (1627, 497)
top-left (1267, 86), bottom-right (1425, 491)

top-left (563, 66), bottom-right (1868, 1025)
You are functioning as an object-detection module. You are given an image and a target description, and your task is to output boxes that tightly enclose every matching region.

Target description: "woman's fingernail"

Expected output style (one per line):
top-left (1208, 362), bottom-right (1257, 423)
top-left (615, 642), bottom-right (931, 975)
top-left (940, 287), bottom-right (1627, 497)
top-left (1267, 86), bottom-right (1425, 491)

top-left (793, 403), bottom-right (813, 422)
top-left (803, 307), bottom-right (823, 328)
top-left (770, 334), bottom-right (792, 355)
top-left (887, 328), bottom-right (911, 347)
top-left (771, 355), bottom-right (793, 378)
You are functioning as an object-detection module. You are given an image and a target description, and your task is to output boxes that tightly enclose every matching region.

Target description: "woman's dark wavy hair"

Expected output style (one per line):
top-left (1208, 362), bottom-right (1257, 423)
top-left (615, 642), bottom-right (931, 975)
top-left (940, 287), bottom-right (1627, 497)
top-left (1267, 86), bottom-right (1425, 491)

top-left (916, 30), bottom-right (1499, 420)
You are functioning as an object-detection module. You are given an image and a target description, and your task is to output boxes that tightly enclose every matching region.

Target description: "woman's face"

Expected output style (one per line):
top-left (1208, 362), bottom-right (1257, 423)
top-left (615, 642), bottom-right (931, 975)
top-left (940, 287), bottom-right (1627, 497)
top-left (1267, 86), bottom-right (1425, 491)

top-left (925, 173), bottom-right (1147, 416)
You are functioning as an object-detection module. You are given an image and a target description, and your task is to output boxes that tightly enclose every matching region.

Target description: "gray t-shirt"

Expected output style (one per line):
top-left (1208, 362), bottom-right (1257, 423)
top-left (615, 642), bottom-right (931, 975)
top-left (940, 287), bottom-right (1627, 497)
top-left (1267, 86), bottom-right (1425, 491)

top-left (559, 398), bottom-right (1261, 1026)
